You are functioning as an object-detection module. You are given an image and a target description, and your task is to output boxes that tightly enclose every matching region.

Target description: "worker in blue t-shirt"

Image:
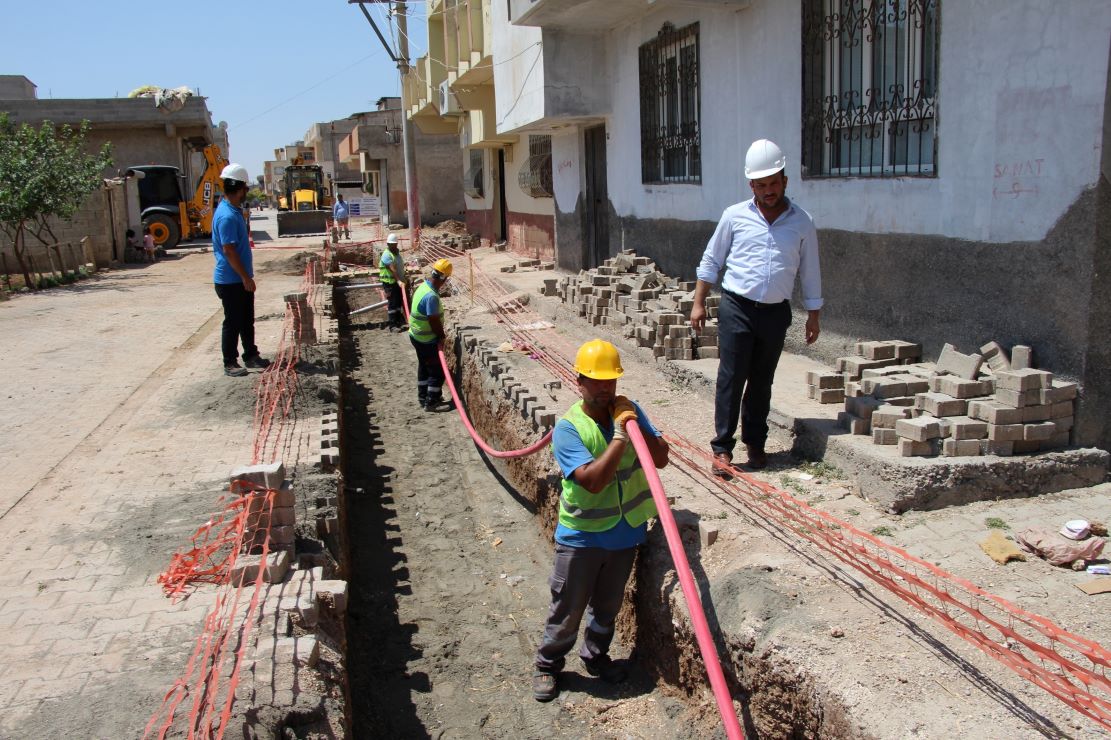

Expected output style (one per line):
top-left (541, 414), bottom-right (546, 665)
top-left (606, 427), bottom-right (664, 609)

top-left (212, 164), bottom-right (270, 377)
top-left (332, 194), bottom-right (350, 240)
top-left (533, 339), bottom-right (668, 703)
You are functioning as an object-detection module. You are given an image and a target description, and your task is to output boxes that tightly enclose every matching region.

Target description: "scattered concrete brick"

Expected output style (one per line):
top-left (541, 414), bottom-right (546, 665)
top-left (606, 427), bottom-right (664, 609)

top-left (872, 405), bottom-right (912, 429)
top-left (873, 428), bottom-right (898, 445)
top-left (934, 375), bottom-right (993, 398)
top-left (982, 439), bottom-right (1015, 456)
top-left (936, 343), bottom-right (984, 380)
top-left (806, 371), bottom-right (845, 389)
top-left (1022, 404), bottom-right (1052, 422)
top-left (1024, 421), bottom-right (1057, 441)
top-left (943, 439), bottom-right (983, 457)
top-left (814, 388), bottom-right (845, 404)
top-left (230, 462), bottom-right (286, 491)
top-left (915, 392), bottom-right (967, 417)
top-left (1011, 345), bottom-right (1033, 370)
top-left (859, 341), bottom-right (896, 360)
top-left (838, 412), bottom-right (870, 435)
top-left (698, 522), bottom-right (719, 548)
top-left (899, 438), bottom-right (937, 457)
top-left (948, 416), bottom-right (988, 440)
top-left (994, 368), bottom-right (1052, 392)
top-left (987, 423), bottom-right (1025, 442)
top-left (896, 417), bottom-right (941, 442)
top-left (231, 551), bottom-right (291, 586)
top-left (969, 399), bottom-right (1024, 425)
top-left (1039, 380), bottom-right (1079, 404)
top-left (979, 341), bottom-right (1011, 372)
top-left (315, 580), bottom-right (348, 614)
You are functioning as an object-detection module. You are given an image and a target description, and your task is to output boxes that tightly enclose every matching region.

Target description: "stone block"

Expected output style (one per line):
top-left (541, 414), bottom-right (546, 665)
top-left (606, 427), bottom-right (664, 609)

top-left (845, 395), bottom-right (884, 420)
top-left (699, 522), bottom-right (719, 548)
top-left (1053, 416), bottom-right (1074, 433)
top-left (1039, 381), bottom-right (1078, 404)
top-left (1013, 439), bottom-right (1042, 454)
top-left (987, 423), bottom-right (1024, 442)
top-left (1021, 404), bottom-right (1051, 423)
top-left (315, 580), bottom-right (348, 614)
top-left (994, 368), bottom-right (1052, 392)
top-left (888, 340), bottom-right (923, 360)
top-left (936, 376), bottom-right (993, 399)
top-left (936, 343), bottom-right (983, 380)
top-left (845, 381), bottom-right (863, 398)
top-left (915, 392), bottom-right (967, 417)
top-left (1050, 401), bottom-right (1075, 419)
top-left (859, 341), bottom-right (896, 360)
top-left (981, 440), bottom-right (1014, 456)
top-left (943, 439), bottom-right (983, 457)
top-left (862, 365), bottom-right (911, 378)
top-left (862, 378), bottom-right (907, 399)
top-left (230, 462), bottom-right (286, 492)
top-left (968, 399), bottom-right (1024, 425)
top-left (271, 507), bottom-right (296, 527)
top-left (1011, 345), bottom-right (1033, 370)
top-left (994, 389), bottom-right (1031, 408)
top-left (872, 404), bottom-right (912, 429)
top-left (838, 356), bottom-right (898, 378)
top-left (230, 551), bottom-right (290, 586)
top-left (899, 438), bottom-right (936, 457)
top-left (698, 347), bottom-right (719, 360)
top-left (815, 388), bottom-right (845, 404)
top-left (1044, 432), bottom-right (1071, 449)
top-left (948, 416), bottom-right (988, 440)
top-left (1024, 421), bottom-right (1056, 441)
top-left (979, 341), bottom-right (1011, 372)
top-left (838, 411), bottom-right (870, 435)
top-left (873, 427), bottom-right (898, 445)
top-left (896, 416), bottom-right (941, 442)
top-left (807, 371), bottom-right (845, 389)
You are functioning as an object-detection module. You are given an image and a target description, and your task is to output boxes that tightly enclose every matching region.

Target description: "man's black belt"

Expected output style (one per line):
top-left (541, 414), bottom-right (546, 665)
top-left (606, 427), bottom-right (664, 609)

top-left (722, 288), bottom-right (788, 309)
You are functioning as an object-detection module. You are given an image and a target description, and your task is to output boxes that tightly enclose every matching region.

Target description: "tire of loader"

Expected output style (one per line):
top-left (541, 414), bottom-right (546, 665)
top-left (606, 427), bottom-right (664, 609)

top-left (145, 213), bottom-right (181, 250)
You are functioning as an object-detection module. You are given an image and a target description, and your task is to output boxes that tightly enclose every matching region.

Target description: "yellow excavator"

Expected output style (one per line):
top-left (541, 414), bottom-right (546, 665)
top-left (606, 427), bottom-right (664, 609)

top-left (276, 160), bottom-right (331, 236)
top-left (129, 144), bottom-right (233, 249)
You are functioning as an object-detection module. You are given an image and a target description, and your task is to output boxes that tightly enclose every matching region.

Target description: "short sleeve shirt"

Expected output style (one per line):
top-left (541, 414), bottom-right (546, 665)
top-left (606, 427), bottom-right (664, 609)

top-left (212, 199), bottom-right (252, 284)
top-left (552, 400), bottom-right (662, 550)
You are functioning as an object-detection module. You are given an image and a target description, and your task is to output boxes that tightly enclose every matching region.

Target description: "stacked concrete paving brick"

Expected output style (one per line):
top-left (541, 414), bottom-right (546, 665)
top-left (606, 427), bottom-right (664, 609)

top-left (231, 461), bottom-right (298, 554)
top-left (320, 409), bottom-right (340, 470)
top-left (556, 250), bottom-right (718, 361)
top-left (822, 340), bottom-right (1079, 458)
top-left (457, 328), bottom-right (558, 431)
top-left (285, 291), bottom-right (318, 345)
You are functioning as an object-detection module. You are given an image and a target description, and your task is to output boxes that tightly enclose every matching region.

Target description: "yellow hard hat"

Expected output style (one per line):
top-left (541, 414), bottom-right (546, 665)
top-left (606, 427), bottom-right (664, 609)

top-left (432, 258), bottom-right (453, 278)
top-left (574, 339), bottom-right (623, 380)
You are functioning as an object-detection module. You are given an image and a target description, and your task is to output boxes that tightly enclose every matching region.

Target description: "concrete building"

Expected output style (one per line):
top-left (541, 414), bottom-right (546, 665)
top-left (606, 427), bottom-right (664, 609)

top-left (407, 0), bottom-right (554, 254)
top-left (492, 0), bottom-right (1111, 451)
top-left (340, 96), bottom-right (465, 226)
top-left (0, 75), bottom-right (37, 100)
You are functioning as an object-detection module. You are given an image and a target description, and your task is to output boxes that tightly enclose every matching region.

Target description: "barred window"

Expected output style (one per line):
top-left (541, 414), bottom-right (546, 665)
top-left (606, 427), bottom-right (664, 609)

top-left (464, 149), bottom-right (484, 198)
top-left (639, 22), bottom-right (701, 184)
top-left (802, 0), bottom-right (939, 177)
top-left (518, 135), bottom-right (553, 198)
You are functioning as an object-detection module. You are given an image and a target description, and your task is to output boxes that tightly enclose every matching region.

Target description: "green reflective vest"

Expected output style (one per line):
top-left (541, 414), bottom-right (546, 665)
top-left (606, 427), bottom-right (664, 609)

top-left (408, 280), bottom-right (439, 344)
top-left (557, 400), bottom-right (657, 532)
top-left (379, 249), bottom-right (399, 285)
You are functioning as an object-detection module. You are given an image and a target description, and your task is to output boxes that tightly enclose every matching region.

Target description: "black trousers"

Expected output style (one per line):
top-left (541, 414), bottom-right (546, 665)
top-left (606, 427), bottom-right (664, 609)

top-left (385, 282), bottom-right (404, 327)
top-left (712, 291), bottom-right (792, 456)
top-left (409, 335), bottom-right (444, 406)
top-left (214, 282), bottom-right (259, 366)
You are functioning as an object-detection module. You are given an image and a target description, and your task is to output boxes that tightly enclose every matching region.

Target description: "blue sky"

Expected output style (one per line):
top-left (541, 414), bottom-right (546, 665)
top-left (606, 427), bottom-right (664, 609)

top-left (0, 0), bottom-right (428, 182)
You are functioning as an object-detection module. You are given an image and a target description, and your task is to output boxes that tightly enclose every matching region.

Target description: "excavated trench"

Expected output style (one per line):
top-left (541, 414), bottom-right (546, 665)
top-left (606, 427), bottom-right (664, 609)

top-left (332, 284), bottom-right (859, 738)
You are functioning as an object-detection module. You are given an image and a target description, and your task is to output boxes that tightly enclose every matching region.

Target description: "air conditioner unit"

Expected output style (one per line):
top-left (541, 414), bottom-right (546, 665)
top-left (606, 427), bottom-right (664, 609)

top-left (439, 80), bottom-right (463, 116)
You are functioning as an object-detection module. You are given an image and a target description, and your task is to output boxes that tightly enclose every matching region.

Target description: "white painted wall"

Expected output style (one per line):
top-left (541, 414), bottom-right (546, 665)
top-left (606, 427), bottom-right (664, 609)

top-left (493, 0), bottom-right (547, 133)
top-left (464, 147), bottom-right (494, 212)
top-left (552, 130), bottom-right (582, 214)
top-left (598, 0), bottom-right (1111, 243)
top-left (504, 140), bottom-right (555, 216)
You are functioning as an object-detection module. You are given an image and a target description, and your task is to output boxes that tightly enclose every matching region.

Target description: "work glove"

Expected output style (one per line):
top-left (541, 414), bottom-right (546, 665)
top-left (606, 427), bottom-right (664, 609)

top-left (612, 396), bottom-right (638, 431)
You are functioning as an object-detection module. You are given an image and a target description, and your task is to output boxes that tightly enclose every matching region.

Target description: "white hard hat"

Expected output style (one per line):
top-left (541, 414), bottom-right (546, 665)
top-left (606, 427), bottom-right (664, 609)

top-left (220, 163), bottom-right (250, 183)
top-left (744, 139), bottom-right (786, 179)
top-left (386, 233), bottom-right (399, 245)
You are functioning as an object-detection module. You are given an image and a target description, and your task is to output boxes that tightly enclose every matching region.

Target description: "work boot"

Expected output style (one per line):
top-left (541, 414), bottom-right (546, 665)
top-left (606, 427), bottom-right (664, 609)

top-left (224, 363), bottom-right (248, 377)
top-left (712, 452), bottom-right (735, 479)
top-left (532, 671), bottom-right (559, 702)
top-left (582, 655), bottom-right (627, 684)
top-left (744, 444), bottom-right (768, 470)
top-left (243, 354), bottom-right (272, 369)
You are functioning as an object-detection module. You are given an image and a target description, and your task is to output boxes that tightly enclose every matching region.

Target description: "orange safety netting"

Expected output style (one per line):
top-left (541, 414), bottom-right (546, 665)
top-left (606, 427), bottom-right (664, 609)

top-left (415, 231), bottom-right (1111, 731)
top-left (146, 242), bottom-right (331, 738)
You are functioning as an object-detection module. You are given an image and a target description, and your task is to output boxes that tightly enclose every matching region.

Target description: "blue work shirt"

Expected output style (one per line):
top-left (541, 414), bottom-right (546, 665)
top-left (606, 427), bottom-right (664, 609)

top-left (212, 199), bottom-right (252, 285)
top-left (552, 400), bottom-right (662, 550)
top-left (696, 196), bottom-right (823, 310)
top-left (333, 200), bottom-right (350, 220)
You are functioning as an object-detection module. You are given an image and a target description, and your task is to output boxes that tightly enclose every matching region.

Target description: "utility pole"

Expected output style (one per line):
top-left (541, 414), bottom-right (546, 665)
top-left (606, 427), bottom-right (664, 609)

top-left (351, 1), bottom-right (420, 240)
top-left (395, 2), bottom-right (421, 241)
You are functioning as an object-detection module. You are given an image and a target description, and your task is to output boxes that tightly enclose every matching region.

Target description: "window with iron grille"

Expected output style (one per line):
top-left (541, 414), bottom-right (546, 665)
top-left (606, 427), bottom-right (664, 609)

top-left (639, 22), bottom-right (701, 184)
top-left (802, 0), bottom-right (939, 178)
top-left (464, 149), bottom-right (484, 198)
top-left (518, 135), bottom-right (553, 198)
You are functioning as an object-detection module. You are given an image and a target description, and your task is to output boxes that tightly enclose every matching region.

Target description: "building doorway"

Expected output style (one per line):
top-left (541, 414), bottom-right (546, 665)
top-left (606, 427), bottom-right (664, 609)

top-left (584, 124), bottom-right (609, 268)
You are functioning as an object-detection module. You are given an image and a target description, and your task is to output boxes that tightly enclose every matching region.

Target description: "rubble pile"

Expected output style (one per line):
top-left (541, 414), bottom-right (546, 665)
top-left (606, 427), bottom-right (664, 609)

top-left (555, 250), bottom-right (720, 361)
top-left (808, 340), bottom-right (1078, 458)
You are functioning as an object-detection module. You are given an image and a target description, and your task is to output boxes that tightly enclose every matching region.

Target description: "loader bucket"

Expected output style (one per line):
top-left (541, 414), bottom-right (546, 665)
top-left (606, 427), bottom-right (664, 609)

top-left (277, 210), bottom-right (329, 237)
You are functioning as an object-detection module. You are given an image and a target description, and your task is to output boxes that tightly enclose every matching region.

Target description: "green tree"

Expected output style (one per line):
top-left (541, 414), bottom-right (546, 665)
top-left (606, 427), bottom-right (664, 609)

top-left (0, 113), bottom-right (113, 288)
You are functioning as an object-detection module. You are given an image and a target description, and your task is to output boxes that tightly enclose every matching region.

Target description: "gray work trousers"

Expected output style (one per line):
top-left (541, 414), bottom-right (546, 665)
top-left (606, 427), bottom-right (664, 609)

top-left (535, 544), bottom-right (637, 674)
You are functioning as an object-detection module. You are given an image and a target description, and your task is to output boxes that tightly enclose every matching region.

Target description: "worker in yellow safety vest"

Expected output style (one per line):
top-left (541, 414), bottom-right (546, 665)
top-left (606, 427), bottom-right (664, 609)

top-left (532, 339), bottom-right (669, 702)
top-left (379, 233), bottom-right (406, 332)
top-left (408, 258), bottom-right (453, 411)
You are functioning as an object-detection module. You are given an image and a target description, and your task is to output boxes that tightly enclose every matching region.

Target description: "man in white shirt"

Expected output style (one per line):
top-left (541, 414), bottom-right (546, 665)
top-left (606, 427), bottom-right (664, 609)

top-left (691, 139), bottom-right (823, 474)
